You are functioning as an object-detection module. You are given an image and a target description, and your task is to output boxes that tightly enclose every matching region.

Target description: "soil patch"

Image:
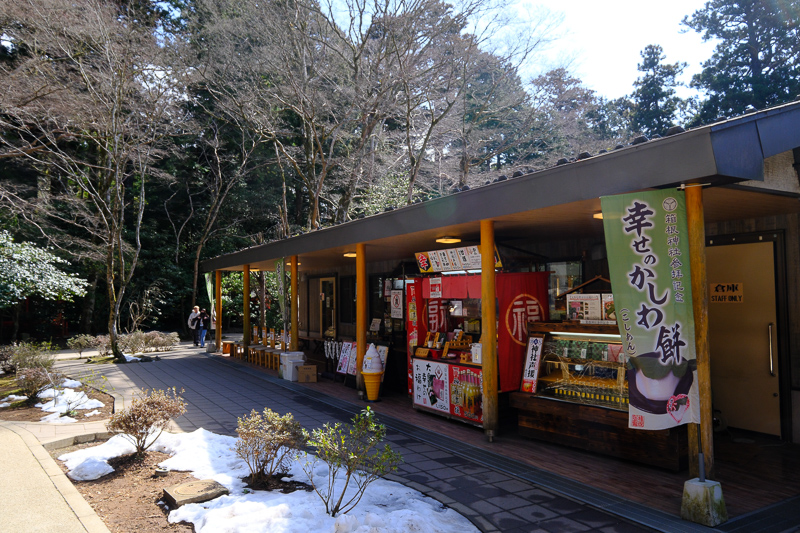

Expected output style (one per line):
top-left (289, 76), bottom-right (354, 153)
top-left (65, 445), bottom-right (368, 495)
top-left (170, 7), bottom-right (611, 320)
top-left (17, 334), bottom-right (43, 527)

top-left (52, 441), bottom-right (195, 532)
top-left (0, 377), bottom-right (115, 422)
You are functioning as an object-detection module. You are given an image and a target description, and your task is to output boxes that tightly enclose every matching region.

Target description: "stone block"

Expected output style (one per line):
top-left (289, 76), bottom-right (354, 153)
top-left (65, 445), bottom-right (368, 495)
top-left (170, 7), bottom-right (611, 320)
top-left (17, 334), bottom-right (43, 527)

top-left (680, 478), bottom-right (728, 527)
top-left (163, 479), bottom-right (229, 508)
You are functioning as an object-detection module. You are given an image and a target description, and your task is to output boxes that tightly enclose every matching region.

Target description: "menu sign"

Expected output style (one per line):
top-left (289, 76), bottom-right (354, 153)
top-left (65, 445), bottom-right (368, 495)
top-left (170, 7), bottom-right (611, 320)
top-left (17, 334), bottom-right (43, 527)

top-left (415, 245), bottom-right (501, 273)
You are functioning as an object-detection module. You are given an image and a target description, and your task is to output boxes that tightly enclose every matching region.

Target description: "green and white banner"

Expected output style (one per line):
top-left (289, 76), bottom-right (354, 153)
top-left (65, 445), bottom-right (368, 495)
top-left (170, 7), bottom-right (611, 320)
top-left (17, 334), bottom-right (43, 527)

top-left (602, 190), bottom-right (699, 430)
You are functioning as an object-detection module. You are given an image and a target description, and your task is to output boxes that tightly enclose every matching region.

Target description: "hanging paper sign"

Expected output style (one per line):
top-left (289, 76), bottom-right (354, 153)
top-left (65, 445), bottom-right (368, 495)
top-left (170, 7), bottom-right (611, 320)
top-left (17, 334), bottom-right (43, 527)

top-left (602, 190), bottom-right (699, 431)
top-left (464, 246), bottom-right (482, 268)
top-left (428, 251), bottom-right (444, 272)
top-left (437, 250), bottom-right (453, 271)
top-left (447, 248), bottom-right (463, 269)
top-left (413, 359), bottom-right (450, 413)
top-left (521, 335), bottom-right (545, 393)
top-left (370, 318), bottom-right (382, 332)
top-left (429, 277), bottom-right (442, 298)
top-left (390, 290), bottom-right (403, 318)
top-left (384, 279), bottom-right (393, 297)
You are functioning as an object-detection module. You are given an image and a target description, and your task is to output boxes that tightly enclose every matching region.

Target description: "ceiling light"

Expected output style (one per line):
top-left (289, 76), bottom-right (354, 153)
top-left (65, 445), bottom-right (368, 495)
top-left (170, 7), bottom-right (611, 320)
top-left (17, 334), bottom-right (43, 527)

top-left (593, 212), bottom-right (604, 220)
top-left (343, 251), bottom-right (357, 257)
top-left (436, 236), bottom-right (461, 244)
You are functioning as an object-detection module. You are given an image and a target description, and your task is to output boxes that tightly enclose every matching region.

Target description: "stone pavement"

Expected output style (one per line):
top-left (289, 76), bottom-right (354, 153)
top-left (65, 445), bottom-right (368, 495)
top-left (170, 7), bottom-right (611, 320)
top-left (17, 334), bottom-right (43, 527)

top-left (8, 344), bottom-right (784, 533)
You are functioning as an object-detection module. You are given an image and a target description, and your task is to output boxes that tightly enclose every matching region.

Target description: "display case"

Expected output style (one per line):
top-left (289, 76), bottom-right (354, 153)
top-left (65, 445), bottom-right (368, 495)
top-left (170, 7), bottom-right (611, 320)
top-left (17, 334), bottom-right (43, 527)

top-left (530, 322), bottom-right (628, 410)
top-left (510, 321), bottom-right (688, 471)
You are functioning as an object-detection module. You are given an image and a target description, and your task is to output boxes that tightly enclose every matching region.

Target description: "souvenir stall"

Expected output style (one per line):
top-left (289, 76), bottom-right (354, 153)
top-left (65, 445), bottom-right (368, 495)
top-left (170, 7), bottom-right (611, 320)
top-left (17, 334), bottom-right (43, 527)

top-left (407, 245), bottom-right (551, 428)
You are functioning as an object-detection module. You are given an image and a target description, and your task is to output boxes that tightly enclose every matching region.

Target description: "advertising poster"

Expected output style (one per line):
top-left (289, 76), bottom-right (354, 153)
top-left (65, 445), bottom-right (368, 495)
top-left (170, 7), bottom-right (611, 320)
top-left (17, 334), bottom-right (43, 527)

top-left (449, 365), bottom-right (483, 424)
top-left (521, 334), bottom-right (545, 393)
top-left (336, 342), bottom-right (353, 374)
top-left (346, 342), bottom-right (359, 376)
top-left (602, 190), bottom-right (699, 430)
top-left (413, 359), bottom-right (450, 413)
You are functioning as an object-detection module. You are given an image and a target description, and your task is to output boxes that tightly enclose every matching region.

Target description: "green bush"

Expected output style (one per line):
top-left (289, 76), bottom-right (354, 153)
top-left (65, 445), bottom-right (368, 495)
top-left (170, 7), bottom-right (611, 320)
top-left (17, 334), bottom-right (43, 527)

top-left (106, 388), bottom-right (186, 456)
top-left (235, 408), bottom-right (305, 484)
top-left (302, 407), bottom-right (402, 517)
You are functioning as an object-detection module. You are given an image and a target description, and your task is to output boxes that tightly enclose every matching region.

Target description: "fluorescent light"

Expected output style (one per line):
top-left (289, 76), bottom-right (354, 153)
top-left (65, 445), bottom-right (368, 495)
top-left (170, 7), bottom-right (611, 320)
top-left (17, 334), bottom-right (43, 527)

top-left (549, 331), bottom-right (619, 339)
top-left (436, 236), bottom-right (461, 244)
top-left (343, 251), bottom-right (357, 257)
top-left (593, 212), bottom-right (604, 219)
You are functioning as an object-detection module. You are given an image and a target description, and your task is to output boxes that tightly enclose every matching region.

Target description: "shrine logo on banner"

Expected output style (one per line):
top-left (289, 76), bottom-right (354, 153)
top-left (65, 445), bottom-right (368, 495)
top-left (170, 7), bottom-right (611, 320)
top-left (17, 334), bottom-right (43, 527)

top-left (601, 190), bottom-right (700, 430)
top-left (496, 272), bottom-right (549, 392)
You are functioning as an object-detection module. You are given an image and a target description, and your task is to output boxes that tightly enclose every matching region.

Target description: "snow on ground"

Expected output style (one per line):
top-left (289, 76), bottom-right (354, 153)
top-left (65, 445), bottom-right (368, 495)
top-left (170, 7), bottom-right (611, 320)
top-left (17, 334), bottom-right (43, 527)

top-left (124, 355), bottom-right (141, 363)
top-left (0, 379), bottom-right (104, 423)
top-left (59, 428), bottom-right (479, 533)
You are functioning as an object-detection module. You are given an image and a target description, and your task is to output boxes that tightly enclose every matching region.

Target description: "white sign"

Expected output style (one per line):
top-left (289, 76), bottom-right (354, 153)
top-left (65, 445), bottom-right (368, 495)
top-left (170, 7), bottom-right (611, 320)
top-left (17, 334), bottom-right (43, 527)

top-left (429, 277), bottom-right (442, 298)
top-left (413, 359), bottom-right (450, 413)
top-left (390, 290), bottom-right (403, 318)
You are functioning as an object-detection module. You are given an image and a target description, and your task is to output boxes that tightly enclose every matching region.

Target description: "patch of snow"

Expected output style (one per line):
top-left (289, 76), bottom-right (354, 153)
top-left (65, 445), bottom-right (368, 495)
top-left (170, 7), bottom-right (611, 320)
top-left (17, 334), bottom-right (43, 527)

top-left (67, 457), bottom-right (114, 481)
top-left (61, 378), bottom-right (83, 388)
top-left (40, 412), bottom-right (76, 424)
top-left (124, 355), bottom-right (141, 363)
top-left (84, 409), bottom-right (102, 417)
top-left (58, 429), bottom-right (479, 533)
top-left (1, 394), bottom-right (28, 402)
top-left (0, 402), bottom-right (9, 408)
top-left (36, 389), bottom-right (104, 414)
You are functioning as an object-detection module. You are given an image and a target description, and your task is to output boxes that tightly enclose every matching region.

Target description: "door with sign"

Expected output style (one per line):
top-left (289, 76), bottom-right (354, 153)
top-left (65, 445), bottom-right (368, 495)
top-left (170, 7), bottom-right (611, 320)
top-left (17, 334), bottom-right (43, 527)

top-left (707, 240), bottom-right (781, 436)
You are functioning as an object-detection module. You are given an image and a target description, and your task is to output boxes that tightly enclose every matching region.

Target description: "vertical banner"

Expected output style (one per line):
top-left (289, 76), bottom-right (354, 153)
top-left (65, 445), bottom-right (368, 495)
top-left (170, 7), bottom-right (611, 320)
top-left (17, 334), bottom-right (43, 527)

top-left (204, 272), bottom-right (216, 330)
top-left (406, 280), bottom-right (427, 394)
top-left (275, 259), bottom-right (287, 337)
top-left (602, 190), bottom-right (699, 430)
top-left (497, 272), bottom-right (550, 392)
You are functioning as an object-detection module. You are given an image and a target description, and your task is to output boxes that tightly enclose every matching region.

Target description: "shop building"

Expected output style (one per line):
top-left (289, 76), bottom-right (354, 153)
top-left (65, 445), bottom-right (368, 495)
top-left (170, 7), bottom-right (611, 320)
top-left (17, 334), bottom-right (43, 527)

top-left (201, 101), bottom-right (800, 475)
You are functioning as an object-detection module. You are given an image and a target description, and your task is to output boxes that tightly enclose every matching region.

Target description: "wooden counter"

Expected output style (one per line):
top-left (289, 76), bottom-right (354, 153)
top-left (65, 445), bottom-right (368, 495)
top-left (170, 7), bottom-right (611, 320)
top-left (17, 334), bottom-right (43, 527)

top-left (510, 392), bottom-right (688, 471)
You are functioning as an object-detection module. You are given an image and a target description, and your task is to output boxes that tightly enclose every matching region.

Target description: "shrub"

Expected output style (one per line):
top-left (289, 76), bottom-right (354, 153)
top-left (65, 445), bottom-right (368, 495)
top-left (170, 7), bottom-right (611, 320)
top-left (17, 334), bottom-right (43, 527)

top-left (106, 388), bottom-right (186, 456)
top-left (10, 341), bottom-right (56, 372)
top-left (66, 334), bottom-right (101, 358)
top-left (147, 331), bottom-right (179, 352)
top-left (235, 408), bottom-right (305, 484)
top-left (16, 367), bottom-right (64, 403)
top-left (302, 407), bottom-right (402, 517)
top-left (118, 330), bottom-right (148, 354)
top-left (0, 345), bottom-right (14, 374)
top-left (95, 335), bottom-right (112, 357)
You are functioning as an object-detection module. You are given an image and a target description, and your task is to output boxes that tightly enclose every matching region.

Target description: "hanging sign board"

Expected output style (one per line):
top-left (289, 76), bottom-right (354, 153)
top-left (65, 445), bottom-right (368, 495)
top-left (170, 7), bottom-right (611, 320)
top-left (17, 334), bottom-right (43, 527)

top-left (602, 190), bottom-right (699, 431)
top-left (415, 246), bottom-right (502, 273)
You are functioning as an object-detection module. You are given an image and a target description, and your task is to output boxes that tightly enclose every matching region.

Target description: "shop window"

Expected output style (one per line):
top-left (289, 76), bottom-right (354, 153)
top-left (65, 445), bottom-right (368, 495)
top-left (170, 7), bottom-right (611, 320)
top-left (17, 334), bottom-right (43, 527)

top-left (339, 276), bottom-right (356, 324)
top-left (547, 261), bottom-right (582, 321)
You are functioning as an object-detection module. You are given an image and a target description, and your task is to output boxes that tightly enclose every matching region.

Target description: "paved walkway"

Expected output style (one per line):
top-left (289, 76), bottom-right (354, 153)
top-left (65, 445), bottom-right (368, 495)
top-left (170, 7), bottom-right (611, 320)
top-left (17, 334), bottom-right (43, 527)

top-left (5, 344), bottom-right (795, 532)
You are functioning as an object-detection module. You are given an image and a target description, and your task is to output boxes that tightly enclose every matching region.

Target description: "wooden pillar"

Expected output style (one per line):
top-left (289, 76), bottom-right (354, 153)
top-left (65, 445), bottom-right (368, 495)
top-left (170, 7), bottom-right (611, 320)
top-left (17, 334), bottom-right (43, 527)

top-left (686, 185), bottom-right (715, 479)
top-left (290, 255), bottom-right (299, 351)
top-left (243, 264), bottom-right (251, 347)
top-left (356, 243), bottom-right (367, 389)
top-left (215, 270), bottom-right (222, 350)
top-left (480, 219), bottom-right (498, 438)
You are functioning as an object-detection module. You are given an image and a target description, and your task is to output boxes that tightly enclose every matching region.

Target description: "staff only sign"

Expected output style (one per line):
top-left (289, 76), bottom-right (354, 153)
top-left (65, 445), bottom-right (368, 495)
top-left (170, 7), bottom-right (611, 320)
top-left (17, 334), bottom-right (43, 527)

top-left (601, 190), bottom-right (700, 430)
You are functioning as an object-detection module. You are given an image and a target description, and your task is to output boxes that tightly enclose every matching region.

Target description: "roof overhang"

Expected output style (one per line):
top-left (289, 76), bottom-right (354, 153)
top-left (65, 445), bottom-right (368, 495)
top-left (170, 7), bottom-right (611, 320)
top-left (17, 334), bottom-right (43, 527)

top-left (202, 102), bottom-right (800, 274)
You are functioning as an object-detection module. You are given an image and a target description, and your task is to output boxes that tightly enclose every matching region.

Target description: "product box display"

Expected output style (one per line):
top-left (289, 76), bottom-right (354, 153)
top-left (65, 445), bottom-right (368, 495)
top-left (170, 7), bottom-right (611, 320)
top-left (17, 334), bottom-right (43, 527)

top-left (297, 365), bottom-right (317, 383)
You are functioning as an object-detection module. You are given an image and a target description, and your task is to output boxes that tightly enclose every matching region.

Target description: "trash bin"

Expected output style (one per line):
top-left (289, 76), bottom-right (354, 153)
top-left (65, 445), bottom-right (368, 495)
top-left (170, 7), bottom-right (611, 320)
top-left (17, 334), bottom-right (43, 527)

top-left (280, 352), bottom-right (305, 381)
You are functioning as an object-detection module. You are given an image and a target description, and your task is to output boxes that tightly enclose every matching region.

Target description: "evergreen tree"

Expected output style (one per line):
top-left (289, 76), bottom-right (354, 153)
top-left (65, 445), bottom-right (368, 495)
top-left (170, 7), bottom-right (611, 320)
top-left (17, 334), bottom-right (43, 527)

top-left (683, 0), bottom-right (800, 125)
top-left (630, 45), bottom-right (686, 137)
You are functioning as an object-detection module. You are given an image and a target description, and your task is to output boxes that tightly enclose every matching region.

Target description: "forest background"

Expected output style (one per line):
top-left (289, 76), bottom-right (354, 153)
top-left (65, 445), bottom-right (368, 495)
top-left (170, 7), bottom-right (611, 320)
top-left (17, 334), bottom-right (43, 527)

top-left (1, 0), bottom-right (798, 356)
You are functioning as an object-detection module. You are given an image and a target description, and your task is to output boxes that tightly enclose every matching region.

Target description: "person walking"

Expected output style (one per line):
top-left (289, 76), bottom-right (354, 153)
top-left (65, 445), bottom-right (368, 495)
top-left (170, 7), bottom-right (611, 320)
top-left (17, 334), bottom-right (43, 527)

top-left (188, 306), bottom-right (200, 346)
top-left (197, 308), bottom-right (210, 348)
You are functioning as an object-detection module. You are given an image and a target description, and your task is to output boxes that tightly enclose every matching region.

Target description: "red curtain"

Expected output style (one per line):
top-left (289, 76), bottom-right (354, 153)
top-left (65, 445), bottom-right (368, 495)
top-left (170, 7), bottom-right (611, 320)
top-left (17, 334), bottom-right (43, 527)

top-left (443, 276), bottom-right (468, 299)
top-left (466, 275), bottom-right (482, 298)
top-left (496, 272), bottom-right (550, 392)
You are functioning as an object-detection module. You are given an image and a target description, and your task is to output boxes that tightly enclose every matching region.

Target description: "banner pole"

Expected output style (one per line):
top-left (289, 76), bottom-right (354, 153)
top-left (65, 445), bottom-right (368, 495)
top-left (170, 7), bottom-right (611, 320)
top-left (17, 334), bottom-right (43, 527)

top-left (685, 183), bottom-right (715, 479)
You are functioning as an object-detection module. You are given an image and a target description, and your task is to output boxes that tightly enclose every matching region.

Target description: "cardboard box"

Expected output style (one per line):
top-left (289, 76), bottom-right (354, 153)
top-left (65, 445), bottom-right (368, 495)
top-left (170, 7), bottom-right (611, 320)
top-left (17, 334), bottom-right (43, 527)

top-left (297, 365), bottom-right (317, 383)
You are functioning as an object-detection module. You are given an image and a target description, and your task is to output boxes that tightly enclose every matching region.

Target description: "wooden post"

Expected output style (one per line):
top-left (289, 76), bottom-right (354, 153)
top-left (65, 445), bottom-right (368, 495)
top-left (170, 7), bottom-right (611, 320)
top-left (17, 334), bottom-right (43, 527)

top-left (686, 185), bottom-right (715, 479)
top-left (243, 264), bottom-right (251, 349)
top-left (290, 255), bottom-right (299, 351)
top-left (215, 270), bottom-right (222, 351)
top-left (480, 219), bottom-right (498, 438)
top-left (356, 242), bottom-right (367, 389)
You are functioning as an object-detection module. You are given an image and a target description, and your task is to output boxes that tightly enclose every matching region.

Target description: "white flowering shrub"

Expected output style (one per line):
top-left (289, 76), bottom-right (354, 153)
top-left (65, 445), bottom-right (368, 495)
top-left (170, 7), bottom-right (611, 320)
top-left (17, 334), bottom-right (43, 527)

top-left (303, 407), bottom-right (402, 517)
top-left (235, 408), bottom-right (306, 484)
top-left (106, 388), bottom-right (186, 456)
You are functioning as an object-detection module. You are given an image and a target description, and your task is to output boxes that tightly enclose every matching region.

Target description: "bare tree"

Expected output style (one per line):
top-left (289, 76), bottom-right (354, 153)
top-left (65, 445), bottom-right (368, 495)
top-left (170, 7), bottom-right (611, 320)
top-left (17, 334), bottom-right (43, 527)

top-left (0, 0), bottom-right (188, 361)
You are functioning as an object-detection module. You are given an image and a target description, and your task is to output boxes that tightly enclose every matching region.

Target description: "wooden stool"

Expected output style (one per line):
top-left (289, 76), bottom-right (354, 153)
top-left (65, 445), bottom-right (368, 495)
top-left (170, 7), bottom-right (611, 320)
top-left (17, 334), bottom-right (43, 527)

top-left (270, 351), bottom-right (280, 370)
top-left (221, 341), bottom-right (233, 355)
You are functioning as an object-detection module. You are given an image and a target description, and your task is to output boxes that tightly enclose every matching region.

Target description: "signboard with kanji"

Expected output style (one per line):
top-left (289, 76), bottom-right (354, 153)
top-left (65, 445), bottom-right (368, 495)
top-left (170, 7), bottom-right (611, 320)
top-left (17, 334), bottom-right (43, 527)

top-left (602, 190), bottom-right (699, 430)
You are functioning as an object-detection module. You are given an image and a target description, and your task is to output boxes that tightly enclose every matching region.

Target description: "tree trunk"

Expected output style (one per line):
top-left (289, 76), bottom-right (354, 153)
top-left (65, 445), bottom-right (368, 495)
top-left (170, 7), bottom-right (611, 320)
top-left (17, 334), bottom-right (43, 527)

top-left (80, 270), bottom-right (99, 334)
